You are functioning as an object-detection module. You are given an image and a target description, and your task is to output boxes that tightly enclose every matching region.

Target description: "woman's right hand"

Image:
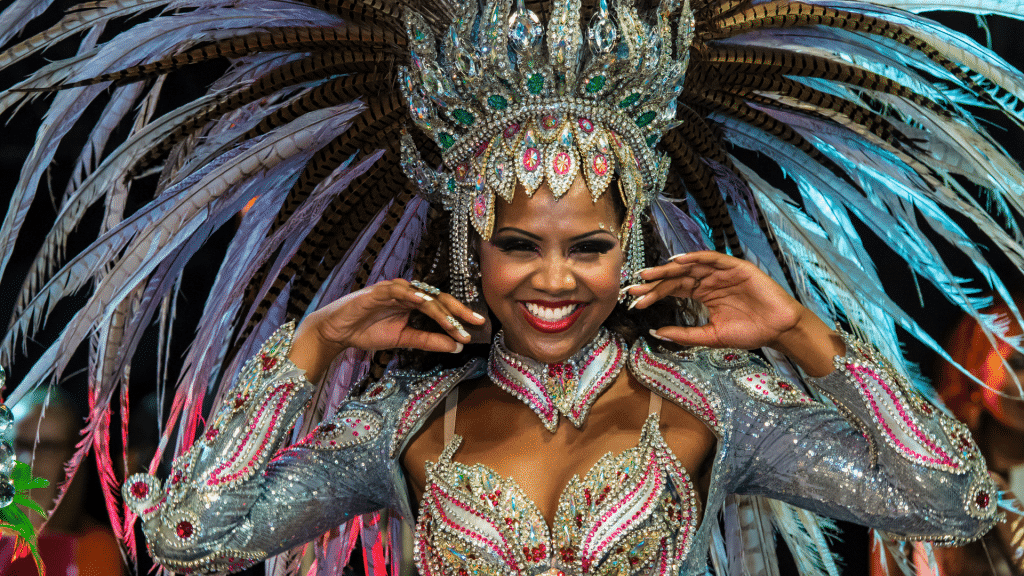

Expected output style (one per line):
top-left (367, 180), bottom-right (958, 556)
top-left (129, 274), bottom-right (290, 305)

top-left (289, 279), bottom-right (486, 381)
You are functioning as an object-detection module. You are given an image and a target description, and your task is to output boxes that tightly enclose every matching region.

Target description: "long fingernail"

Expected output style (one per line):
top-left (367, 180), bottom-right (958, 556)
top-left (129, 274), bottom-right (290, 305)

top-left (452, 342), bottom-right (464, 354)
top-left (414, 292), bottom-right (433, 301)
top-left (472, 312), bottom-right (485, 321)
top-left (457, 329), bottom-right (471, 339)
top-left (649, 329), bottom-right (672, 341)
top-left (619, 283), bottom-right (643, 294)
top-left (628, 294), bottom-right (646, 310)
top-left (668, 253), bottom-right (689, 261)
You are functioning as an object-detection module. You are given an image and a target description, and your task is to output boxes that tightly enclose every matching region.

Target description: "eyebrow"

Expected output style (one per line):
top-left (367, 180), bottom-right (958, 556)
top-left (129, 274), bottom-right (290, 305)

top-left (492, 227), bottom-right (617, 242)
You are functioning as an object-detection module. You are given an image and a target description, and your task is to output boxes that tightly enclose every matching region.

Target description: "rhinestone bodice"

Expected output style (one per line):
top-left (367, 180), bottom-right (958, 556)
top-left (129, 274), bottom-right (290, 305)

top-left (414, 414), bottom-right (699, 576)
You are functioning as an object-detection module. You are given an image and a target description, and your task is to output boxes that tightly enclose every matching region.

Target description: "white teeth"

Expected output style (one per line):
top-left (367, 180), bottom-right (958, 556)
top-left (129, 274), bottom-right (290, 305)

top-left (524, 303), bottom-right (578, 322)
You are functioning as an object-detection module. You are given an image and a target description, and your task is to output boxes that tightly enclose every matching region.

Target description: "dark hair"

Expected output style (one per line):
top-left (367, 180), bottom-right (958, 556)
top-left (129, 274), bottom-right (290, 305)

top-left (397, 195), bottom-right (702, 371)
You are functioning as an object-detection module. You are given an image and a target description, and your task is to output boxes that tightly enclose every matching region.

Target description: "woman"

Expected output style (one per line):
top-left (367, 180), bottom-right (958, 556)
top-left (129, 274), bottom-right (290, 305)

top-left (121, 174), bottom-right (997, 575)
top-left (1, 0), bottom-right (1023, 574)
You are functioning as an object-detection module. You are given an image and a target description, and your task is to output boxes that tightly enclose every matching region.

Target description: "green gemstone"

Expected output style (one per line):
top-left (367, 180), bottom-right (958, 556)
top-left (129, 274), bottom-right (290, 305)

top-left (452, 109), bottom-right (475, 126)
top-left (646, 134), bottom-right (659, 146)
top-left (487, 94), bottom-right (508, 110)
top-left (527, 73), bottom-right (544, 95)
top-left (439, 132), bottom-right (455, 148)
top-left (413, 29), bottom-right (426, 41)
top-left (585, 75), bottom-right (606, 94)
top-left (618, 93), bottom-right (641, 108)
top-left (636, 111), bottom-right (657, 127)
top-left (447, 177), bottom-right (456, 192)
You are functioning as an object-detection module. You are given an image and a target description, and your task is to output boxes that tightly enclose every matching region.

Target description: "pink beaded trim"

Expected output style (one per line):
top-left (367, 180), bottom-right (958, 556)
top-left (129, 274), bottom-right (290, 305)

top-left (630, 342), bottom-right (721, 432)
top-left (207, 381), bottom-right (298, 486)
top-left (390, 366), bottom-right (470, 458)
top-left (846, 362), bottom-right (960, 470)
top-left (426, 484), bottom-right (521, 571)
top-left (580, 449), bottom-right (663, 573)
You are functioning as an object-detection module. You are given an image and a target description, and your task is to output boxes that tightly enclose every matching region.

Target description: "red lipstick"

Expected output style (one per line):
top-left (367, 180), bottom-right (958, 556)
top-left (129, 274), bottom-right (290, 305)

top-left (519, 301), bottom-right (586, 333)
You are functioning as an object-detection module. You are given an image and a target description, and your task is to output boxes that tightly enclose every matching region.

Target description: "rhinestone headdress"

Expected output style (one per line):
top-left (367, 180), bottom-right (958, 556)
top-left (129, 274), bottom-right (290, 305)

top-left (399, 0), bottom-right (694, 300)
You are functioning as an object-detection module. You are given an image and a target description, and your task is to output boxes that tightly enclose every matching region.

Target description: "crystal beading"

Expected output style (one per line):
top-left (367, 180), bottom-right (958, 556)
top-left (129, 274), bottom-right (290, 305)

top-left (487, 327), bottom-right (626, 433)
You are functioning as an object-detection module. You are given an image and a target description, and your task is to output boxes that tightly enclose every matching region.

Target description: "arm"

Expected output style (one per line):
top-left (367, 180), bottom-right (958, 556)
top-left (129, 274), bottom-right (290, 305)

top-left (123, 279), bottom-right (482, 573)
top-left (630, 251), bottom-right (998, 542)
top-left (721, 335), bottom-right (998, 544)
top-left (123, 323), bottom-right (397, 573)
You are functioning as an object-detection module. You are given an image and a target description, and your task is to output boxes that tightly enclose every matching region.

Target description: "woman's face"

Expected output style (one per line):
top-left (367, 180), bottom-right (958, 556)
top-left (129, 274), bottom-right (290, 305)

top-left (478, 173), bottom-right (624, 364)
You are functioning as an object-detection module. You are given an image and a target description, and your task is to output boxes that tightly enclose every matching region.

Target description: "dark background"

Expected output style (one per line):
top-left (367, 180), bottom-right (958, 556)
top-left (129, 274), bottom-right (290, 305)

top-left (0, 3), bottom-right (1022, 575)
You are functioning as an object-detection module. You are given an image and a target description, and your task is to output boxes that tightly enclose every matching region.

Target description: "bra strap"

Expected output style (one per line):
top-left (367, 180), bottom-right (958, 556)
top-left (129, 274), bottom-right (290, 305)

top-left (444, 385), bottom-right (459, 445)
top-left (648, 390), bottom-right (663, 422)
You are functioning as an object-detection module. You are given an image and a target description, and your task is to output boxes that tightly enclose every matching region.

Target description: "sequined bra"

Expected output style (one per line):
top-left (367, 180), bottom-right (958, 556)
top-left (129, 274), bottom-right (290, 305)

top-left (415, 388), bottom-right (699, 576)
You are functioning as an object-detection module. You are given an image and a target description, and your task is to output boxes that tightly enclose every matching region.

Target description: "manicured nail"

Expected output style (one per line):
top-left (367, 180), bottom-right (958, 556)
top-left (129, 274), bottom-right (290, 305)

top-left (452, 342), bottom-right (464, 354)
top-left (414, 292), bottom-right (433, 301)
top-left (628, 294), bottom-right (647, 310)
top-left (457, 329), bottom-right (471, 339)
top-left (649, 329), bottom-right (672, 341)
top-left (619, 283), bottom-right (643, 293)
top-left (668, 253), bottom-right (689, 261)
top-left (472, 312), bottom-right (485, 321)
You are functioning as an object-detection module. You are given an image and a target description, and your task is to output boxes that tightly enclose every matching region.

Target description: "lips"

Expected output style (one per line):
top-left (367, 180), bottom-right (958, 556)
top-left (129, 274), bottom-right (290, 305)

top-left (519, 300), bottom-right (586, 333)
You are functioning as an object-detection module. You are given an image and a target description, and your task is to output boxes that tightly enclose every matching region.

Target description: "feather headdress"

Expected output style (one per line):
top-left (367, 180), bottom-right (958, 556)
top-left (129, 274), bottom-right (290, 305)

top-left (1, 0), bottom-right (1024, 574)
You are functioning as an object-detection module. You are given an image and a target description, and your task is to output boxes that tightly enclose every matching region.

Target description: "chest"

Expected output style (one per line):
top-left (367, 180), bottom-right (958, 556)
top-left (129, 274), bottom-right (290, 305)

top-left (402, 377), bottom-right (717, 527)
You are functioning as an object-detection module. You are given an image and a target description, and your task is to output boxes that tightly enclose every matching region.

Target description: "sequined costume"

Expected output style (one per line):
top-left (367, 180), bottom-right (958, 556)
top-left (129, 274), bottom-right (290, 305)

top-left (123, 323), bottom-right (998, 574)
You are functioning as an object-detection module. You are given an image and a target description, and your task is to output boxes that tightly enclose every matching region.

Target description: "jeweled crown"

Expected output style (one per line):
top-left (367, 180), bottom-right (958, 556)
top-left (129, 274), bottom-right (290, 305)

top-left (399, 0), bottom-right (694, 300)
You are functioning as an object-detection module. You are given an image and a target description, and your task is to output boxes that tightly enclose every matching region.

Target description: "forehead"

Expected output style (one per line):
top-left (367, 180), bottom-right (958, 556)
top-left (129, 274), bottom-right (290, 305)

top-left (494, 174), bottom-right (621, 231)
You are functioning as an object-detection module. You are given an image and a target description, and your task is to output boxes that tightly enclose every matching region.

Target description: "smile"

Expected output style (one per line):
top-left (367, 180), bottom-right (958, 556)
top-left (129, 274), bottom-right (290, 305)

top-left (520, 301), bottom-right (586, 333)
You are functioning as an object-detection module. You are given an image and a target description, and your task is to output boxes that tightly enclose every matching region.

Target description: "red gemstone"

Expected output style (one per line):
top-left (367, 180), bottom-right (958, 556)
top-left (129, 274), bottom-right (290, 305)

top-left (778, 381), bottom-right (793, 391)
top-left (724, 353), bottom-right (739, 361)
top-left (171, 471), bottom-right (182, 485)
top-left (205, 427), bottom-right (219, 442)
top-left (976, 491), bottom-right (990, 508)
top-left (369, 386), bottom-right (382, 397)
top-left (130, 481), bottom-right (149, 499)
top-left (321, 423), bottom-right (337, 433)
top-left (260, 353), bottom-right (277, 371)
top-left (233, 394), bottom-right (246, 409)
top-left (176, 520), bottom-right (194, 539)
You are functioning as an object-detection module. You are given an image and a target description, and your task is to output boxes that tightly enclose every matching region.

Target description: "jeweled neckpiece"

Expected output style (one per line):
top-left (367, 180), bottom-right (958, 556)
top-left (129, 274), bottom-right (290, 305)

top-left (487, 327), bottom-right (626, 432)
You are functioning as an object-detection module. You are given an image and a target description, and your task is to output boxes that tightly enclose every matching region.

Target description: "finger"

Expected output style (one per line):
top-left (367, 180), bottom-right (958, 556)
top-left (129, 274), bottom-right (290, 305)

top-left (630, 276), bottom-right (702, 309)
top-left (435, 292), bottom-right (487, 325)
top-left (419, 300), bottom-right (475, 342)
top-left (669, 250), bottom-right (739, 268)
top-left (396, 329), bottom-right (465, 354)
top-left (648, 325), bottom-right (720, 348)
top-left (385, 281), bottom-right (473, 342)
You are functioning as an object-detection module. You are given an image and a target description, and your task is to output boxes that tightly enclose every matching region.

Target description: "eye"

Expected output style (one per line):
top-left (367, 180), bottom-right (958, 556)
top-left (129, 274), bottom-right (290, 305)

top-left (570, 239), bottom-right (615, 255)
top-left (491, 237), bottom-right (538, 254)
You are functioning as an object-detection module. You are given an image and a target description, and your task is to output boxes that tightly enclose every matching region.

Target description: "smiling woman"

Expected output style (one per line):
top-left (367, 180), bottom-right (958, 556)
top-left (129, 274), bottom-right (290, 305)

top-left (480, 176), bottom-right (624, 361)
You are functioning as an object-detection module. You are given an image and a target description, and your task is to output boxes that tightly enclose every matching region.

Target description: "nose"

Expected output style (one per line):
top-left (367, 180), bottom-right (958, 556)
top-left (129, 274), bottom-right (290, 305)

top-left (531, 253), bottom-right (576, 294)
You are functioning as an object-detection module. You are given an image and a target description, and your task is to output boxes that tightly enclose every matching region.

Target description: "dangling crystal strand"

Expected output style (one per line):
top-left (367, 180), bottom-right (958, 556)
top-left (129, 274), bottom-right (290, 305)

top-left (677, 0), bottom-right (696, 63)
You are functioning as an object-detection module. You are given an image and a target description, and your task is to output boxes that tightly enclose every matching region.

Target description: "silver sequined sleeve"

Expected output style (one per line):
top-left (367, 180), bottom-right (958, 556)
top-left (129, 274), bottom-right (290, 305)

top-left (719, 334), bottom-right (999, 545)
top-left (122, 323), bottom-right (401, 574)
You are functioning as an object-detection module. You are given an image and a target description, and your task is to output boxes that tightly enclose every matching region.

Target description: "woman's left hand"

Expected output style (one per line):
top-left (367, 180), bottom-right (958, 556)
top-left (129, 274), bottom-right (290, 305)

top-left (626, 251), bottom-right (844, 374)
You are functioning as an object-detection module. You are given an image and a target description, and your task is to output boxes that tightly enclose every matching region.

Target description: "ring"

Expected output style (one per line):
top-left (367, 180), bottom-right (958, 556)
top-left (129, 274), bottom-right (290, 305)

top-left (411, 280), bottom-right (441, 296)
top-left (445, 315), bottom-right (464, 332)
